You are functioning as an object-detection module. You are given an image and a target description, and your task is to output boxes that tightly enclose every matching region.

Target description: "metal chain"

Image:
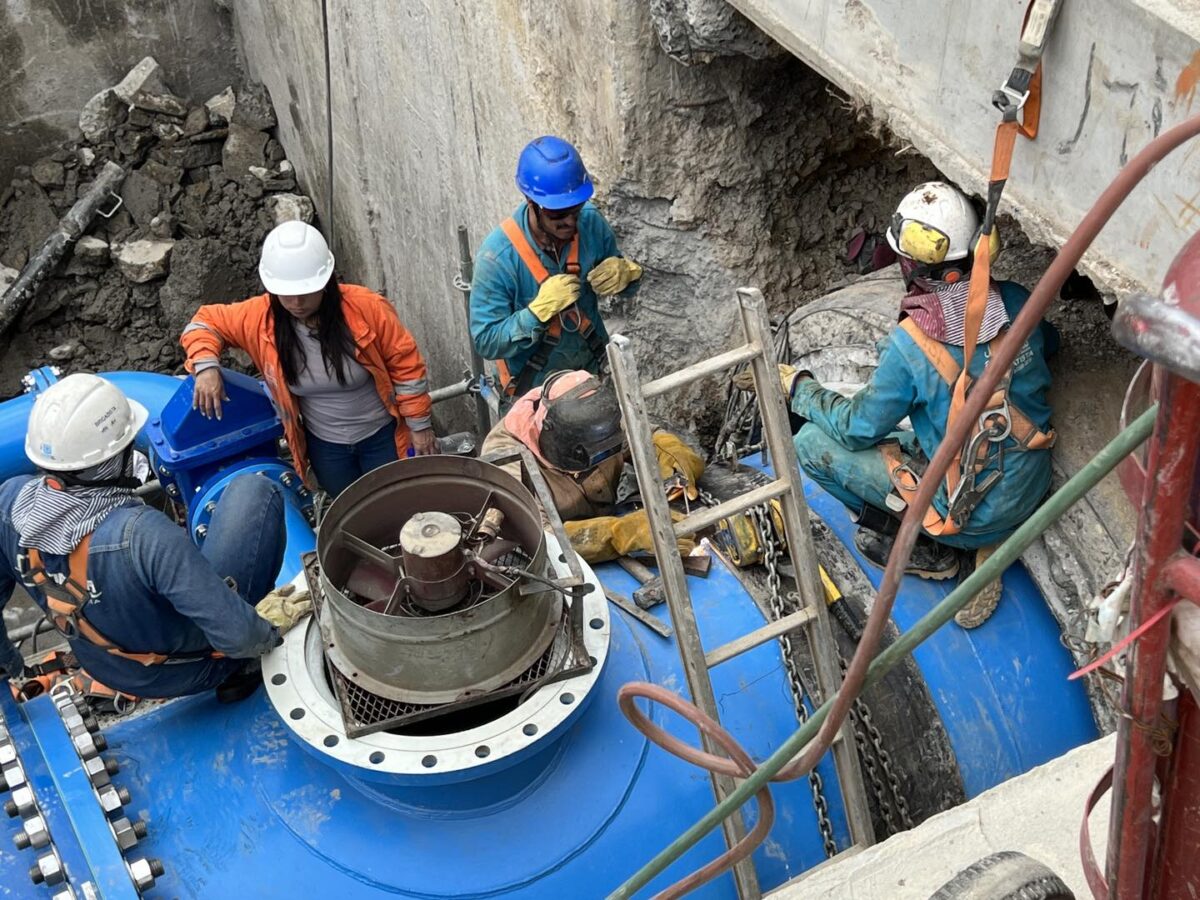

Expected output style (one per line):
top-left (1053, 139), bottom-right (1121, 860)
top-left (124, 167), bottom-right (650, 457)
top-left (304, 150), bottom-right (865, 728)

top-left (748, 503), bottom-right (839, 858)
top-left (708, 488), bottom-right (918, 843)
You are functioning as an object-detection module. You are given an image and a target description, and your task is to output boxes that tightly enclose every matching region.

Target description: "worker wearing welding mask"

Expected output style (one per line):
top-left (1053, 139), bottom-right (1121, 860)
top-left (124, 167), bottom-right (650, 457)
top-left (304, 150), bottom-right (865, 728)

top-left (479, 370), bottom-right (702, 563)
top-left (470, 137), bottom-right (643, 405)
top-left (749, 183), bottom-right (1058, 629)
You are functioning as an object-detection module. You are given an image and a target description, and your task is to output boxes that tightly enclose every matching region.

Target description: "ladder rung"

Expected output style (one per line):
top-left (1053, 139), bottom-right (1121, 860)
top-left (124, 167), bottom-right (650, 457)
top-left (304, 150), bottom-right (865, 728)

top-left (674, 479), bottom-right (789, 537)
top-left (705, 607), bottom-right (816, 668)
top-left (642, 342), bottom-right (762, 399)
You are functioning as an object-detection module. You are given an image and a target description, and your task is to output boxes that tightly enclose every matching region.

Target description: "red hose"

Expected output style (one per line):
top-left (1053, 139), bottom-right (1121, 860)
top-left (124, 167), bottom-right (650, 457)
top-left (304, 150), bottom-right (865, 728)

top-left (617, 683), bottom-right (776, 899)
top-left (618, 112), bottom-right (1200, 892)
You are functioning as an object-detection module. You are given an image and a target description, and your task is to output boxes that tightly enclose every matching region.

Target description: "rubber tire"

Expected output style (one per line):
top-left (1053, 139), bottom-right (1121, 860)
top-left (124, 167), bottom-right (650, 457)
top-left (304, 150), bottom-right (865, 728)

top-left (927, 850), bottom-right (1075, 900)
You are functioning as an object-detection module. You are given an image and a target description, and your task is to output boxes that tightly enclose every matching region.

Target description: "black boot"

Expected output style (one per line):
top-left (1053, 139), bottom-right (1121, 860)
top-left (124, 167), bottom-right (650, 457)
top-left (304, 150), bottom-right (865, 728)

top-left (853, 528), bottom-right (959, 580)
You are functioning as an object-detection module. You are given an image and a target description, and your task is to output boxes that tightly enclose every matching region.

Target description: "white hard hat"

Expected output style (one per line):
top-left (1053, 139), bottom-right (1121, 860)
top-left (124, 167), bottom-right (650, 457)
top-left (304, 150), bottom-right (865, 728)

top-left (258, 221), bottom-right (335, 295)
top-left (886, 182), bottom-right (981, 264)
top-left (25, 374), bottom-right (149, 472)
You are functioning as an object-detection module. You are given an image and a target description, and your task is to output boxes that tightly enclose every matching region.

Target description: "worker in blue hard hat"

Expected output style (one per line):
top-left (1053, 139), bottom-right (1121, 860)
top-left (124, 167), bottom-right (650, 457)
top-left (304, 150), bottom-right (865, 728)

top-left (470, 136), bottom-right (643, 403)
top-left (0, 374), bottom-right (310, 702)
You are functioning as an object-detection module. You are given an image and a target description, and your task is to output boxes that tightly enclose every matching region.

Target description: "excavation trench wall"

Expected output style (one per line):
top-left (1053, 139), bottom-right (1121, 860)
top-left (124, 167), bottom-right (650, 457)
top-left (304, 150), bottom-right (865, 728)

top-left (0, 1), bottom-right (242, 178)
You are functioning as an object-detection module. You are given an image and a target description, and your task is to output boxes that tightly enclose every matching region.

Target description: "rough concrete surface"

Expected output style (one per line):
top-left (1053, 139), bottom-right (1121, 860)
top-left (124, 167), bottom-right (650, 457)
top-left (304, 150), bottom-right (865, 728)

top-left (770, 733), bottom-right (1116, 899)
top-left (0, 1), bottom-right (243, 178)
top-left (722, 0), bottom-right (1200, 297)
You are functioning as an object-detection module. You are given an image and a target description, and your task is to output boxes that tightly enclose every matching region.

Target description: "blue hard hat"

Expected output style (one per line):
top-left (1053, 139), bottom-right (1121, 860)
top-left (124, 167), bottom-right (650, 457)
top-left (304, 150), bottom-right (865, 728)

top-left (515, 136), bottom-right (594, 209)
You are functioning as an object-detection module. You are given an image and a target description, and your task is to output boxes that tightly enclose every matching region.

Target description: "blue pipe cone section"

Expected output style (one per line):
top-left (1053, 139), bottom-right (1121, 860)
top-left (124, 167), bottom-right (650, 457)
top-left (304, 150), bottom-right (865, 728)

top-left (769, 457), bottom-right (1099, 796)
top-left (3, 562), bottom-right (850, 898)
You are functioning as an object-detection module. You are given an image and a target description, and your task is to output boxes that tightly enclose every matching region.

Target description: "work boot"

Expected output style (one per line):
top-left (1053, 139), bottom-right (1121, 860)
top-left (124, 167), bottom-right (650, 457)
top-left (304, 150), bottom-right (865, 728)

top-left (853, 528), bottom-right (958, 580)
top-left (954, 545), bottom-right (1002, 629)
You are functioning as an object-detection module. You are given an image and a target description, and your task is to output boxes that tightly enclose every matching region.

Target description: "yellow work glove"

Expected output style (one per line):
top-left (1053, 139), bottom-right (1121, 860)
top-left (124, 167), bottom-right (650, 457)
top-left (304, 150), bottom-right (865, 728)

top-left (732, 363), bottom-right (799, 396)
top-left (528, 274), bottom-right (581, 323)
top-left (587, 257), bottom-right (643, 296)
top-left (653, 431), bottom-right (704, 501)
top-left (255, 583), bottom-right (313, 635)
top-left (564, 510), bottom-right (696, 564)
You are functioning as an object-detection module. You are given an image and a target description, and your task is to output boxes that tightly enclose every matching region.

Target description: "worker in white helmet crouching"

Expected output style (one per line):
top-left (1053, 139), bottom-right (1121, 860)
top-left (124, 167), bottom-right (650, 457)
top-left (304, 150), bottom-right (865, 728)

top-left (0, 373), bottom-right (305, 701)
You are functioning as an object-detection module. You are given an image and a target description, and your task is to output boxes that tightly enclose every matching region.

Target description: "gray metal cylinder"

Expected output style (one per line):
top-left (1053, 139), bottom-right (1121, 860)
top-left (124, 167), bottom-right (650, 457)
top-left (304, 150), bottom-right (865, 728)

top-left (317, 456), bottom-right (562, 705)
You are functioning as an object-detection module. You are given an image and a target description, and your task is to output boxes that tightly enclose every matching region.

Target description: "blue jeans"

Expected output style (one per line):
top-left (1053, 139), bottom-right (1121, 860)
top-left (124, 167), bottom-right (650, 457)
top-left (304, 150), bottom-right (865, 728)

top-left (305, 420), bottom-right (400, 497)
top-left (793, 423), bottom-right (1011, 550)
top-left (200, 473), bottom-right (287, 606)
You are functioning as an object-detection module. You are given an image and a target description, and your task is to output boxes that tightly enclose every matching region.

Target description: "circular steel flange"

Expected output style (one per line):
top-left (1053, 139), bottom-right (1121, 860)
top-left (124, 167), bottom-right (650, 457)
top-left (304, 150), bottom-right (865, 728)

top-left (263, 534), bottom-right (610, 782)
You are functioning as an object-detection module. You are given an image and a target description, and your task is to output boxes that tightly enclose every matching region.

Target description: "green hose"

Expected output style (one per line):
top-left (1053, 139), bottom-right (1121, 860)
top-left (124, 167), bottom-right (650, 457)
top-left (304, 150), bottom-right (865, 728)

top-left (609, 403), bottom-right (1158, 899)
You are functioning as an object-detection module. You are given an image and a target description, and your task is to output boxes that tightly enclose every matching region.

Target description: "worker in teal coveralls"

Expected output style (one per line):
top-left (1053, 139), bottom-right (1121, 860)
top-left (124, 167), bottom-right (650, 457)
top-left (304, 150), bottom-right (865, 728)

top-left (783, 182), bottom-right (1058, 628)
top-left (470, 136), bottom-right (643, 404)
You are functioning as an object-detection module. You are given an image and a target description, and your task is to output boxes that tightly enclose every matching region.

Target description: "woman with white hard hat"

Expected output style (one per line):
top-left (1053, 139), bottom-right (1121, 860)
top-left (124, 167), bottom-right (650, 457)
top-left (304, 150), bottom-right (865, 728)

top-left (182, 220), bottom-right (436, 497)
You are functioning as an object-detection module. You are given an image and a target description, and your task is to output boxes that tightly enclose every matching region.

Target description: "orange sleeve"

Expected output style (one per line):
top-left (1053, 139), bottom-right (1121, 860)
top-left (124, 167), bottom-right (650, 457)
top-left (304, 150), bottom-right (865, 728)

top-left (363, 292), bottom-right (433, 425)
top-left (180, 295), bottom-right (269, 374)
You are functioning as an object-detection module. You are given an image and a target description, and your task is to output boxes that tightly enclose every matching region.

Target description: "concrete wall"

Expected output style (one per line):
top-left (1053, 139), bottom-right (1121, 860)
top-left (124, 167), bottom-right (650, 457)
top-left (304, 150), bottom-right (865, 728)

top-left (231, 0), bottom-right (631, 427)
top-left (725, 0), bottom-right (1200, 295)
top-left (0, 0), bottom-right (242, 179)
top-left (231, 1), bottom-right (941, 433)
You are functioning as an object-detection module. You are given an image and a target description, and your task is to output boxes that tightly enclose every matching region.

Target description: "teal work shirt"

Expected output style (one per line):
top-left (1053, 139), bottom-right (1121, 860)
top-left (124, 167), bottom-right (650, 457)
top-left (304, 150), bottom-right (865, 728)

top-left (469, 202), bottom-right (639, 388)
top-left (790, 282), bottom-right (1056, 539)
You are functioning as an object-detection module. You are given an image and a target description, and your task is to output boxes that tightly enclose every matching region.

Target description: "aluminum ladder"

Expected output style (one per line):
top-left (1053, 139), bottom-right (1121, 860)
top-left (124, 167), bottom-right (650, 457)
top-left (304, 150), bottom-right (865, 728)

top-left (606, 287), bottom-right (875, 898)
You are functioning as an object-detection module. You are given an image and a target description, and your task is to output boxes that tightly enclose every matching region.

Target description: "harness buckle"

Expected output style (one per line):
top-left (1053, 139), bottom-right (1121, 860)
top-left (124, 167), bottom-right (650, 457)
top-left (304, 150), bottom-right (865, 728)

top-left (979, 398), bottom-right (1013, 442)
top-left (992, 67), bottom-right (1033, 122)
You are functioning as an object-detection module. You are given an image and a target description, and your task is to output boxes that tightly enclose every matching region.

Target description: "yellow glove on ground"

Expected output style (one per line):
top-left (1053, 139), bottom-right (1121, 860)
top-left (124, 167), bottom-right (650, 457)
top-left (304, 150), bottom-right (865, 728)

top-left (653, 431), bottom-right (704, 501)
top-left (565, 510), bottom-right (696, 563)
top-left (528, 274), bottom-right (581, 322)
top-left (732, 363), bottom-right (798, 396)
top-left (587, 257), bottom-right (643, 296)
top-left (255, 584), bottom-right (313, 634)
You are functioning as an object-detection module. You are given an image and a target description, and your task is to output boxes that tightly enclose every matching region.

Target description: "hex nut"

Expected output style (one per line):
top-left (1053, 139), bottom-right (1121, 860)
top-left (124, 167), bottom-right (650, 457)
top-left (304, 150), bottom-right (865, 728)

top-left (29, 850), bottom-right (64, 885)
top-left (82, 755), bottom-right (116, 787)
top-left (97, 783), bottom-right (128, 817)
top-left (111, 816), bottom-right (143, 851)
top-left (0, 742), bottom-right (16, 765)
top-left (127, 857), bottom-right (163, 891)
top-left (2, 761), bottom-right (27, 791)
top-left (50, 888), bottom-right (77, 900)
top-left (14, 813), bottom-right (49, 850)
top-left (7, 785), bottom-right (36, 817)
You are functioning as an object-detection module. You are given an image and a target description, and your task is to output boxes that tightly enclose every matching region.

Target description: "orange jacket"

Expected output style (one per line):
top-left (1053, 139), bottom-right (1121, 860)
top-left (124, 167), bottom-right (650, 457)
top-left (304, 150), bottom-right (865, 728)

top-left (181, 284), bottom-right (433, 482)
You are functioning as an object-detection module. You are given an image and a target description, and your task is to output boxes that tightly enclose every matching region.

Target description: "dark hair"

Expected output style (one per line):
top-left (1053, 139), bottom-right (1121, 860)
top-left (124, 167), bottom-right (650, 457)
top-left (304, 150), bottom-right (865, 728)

top-left (270, 277), bottom-right (356, 386)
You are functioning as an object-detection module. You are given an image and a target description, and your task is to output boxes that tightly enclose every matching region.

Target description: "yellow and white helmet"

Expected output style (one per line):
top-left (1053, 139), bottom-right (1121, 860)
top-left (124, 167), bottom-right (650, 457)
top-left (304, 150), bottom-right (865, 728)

top-left (886, 181), bottom-right (999, 270)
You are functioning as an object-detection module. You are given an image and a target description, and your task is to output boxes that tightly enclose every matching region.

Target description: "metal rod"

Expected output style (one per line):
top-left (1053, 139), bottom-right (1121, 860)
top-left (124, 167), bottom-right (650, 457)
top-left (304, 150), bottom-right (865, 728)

top-left (456, 225), bottom-right (493, 437)
top-left (604, 589), bottom-right (673, 639)
top-left (608, 403), bottom-right (1159, 900)
top-left (642, 343), bottom-right (762, 399)
top-left (672, 479), bottom-right (789, 537)
top-left (607, 332), bottom-right (762, 899)
top-left (1109, 375), bottom-right (1200, 898)
top-left (704, 607), bottom-right (815, 669)
top-left (429, 378), bottom-right (471, 404)
top-left (0, 161), bottom-right (126, 338)
top-left (737, 286), bottom-right (874, 846)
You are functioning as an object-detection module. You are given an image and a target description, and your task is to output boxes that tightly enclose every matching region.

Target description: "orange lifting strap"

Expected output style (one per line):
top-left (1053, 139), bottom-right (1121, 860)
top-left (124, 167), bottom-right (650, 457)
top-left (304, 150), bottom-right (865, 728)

top-left (22, 535), bottom-right (222, 667)
top-left (495, 216), bottom-right (604, 397)
top-left (903, 0), bottom-right (1053, 536)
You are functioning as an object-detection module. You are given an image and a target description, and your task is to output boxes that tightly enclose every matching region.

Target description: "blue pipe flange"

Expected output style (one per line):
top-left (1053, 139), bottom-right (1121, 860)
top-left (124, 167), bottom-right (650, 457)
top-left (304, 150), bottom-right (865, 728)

top-left (262, 533), bottom-right (611, 785)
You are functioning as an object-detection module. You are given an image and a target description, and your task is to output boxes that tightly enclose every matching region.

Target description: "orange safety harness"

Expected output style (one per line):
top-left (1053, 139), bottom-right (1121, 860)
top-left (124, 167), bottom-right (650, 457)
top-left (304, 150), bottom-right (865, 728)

top-left (884, 0), bottom-right (1059, 536)
top-left (495, 217), bottom-right (607, 397)
top-left (18, 534), bottom-right (223, 667)
top-left (883, 319), bottom-right (1056, 534)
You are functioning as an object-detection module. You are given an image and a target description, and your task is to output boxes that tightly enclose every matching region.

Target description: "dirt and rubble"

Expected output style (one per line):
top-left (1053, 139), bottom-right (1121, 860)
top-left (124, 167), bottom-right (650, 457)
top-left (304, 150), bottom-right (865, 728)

top-left (0, 57), bottom-right (317, 397)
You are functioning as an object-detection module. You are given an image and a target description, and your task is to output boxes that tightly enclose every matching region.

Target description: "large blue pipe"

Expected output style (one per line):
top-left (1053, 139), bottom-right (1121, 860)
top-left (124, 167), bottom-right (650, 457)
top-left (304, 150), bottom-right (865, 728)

top-left (0, 372), bottom-right (1100, 897)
